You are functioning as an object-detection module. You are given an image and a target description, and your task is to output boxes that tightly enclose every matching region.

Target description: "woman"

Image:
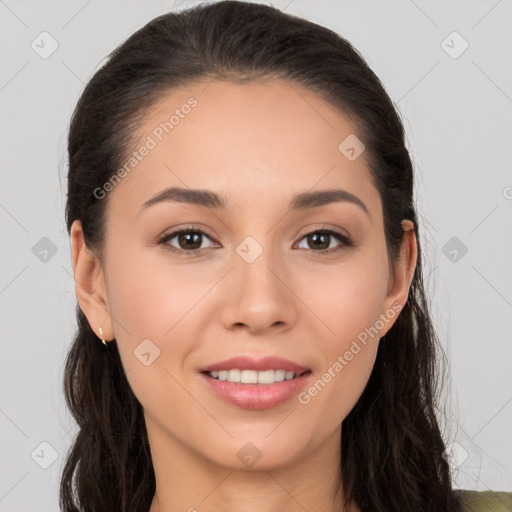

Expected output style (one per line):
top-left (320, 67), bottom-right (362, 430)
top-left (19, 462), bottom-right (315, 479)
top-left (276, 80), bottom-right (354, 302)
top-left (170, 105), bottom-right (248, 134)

top-left (61, 1), bottom-right (512, 511)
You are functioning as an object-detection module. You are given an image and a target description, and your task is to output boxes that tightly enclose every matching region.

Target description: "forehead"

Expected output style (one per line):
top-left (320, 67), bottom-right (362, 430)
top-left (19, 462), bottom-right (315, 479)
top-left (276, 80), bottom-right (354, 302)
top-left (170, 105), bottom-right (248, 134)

top-left (106, 78), bottom-right (379, 219)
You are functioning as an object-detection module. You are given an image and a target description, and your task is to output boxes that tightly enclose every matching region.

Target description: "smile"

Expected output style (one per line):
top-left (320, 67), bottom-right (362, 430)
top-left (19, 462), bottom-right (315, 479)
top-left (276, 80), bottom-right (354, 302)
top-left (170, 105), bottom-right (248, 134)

top-left (205, 369), bottom-right (310, 384)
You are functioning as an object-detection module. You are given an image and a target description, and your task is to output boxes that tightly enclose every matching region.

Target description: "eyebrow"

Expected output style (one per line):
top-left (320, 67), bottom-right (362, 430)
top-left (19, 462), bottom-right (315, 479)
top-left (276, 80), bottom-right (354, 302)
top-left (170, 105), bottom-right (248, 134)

top-left (140, 186), bottom-right (369, 216)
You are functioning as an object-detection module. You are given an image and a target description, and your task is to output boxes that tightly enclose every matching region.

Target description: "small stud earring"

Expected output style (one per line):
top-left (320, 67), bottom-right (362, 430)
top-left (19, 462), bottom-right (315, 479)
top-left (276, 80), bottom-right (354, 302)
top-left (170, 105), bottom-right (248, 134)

top-left (99, 327), bottom-right (107, 346)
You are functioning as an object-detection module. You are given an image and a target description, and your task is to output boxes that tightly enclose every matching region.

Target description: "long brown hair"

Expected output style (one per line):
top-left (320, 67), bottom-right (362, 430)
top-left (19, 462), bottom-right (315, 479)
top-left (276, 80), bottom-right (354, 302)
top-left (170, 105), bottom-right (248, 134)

top-left (61, 2), bottom-right (462, 510)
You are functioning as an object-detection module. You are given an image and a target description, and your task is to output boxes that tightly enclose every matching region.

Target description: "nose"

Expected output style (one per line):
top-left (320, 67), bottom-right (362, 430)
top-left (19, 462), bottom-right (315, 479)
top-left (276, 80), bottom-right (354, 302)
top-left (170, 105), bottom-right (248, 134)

top-left (219, 243), bottom-right (299, 335)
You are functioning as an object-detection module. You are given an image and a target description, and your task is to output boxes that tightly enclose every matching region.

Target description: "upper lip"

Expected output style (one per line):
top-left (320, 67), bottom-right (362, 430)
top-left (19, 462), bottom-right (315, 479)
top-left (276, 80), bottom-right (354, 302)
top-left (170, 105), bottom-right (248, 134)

top-left (200, 356), bottom-right (310, 374)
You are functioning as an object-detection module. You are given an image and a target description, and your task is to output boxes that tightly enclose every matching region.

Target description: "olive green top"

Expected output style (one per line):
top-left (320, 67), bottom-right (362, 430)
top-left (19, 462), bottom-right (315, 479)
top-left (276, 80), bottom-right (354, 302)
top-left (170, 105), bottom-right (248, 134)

top-left (455, 489), bottom-right (512, 511)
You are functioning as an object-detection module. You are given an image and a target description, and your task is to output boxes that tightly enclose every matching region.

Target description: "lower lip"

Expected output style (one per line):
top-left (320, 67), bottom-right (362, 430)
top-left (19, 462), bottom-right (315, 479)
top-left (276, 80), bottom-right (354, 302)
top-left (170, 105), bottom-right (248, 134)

top-left (199, 371), bottom-right (312, 410)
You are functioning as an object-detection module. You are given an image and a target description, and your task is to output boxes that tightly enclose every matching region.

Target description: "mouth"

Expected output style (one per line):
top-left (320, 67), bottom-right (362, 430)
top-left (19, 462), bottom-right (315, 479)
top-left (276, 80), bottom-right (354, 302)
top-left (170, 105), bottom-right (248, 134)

top-left (202, 368), bottom-right (312, 384)
top-left (198, 355), bottom-right (313, 409)
top-left (199, 368), bottom-right (314, 410)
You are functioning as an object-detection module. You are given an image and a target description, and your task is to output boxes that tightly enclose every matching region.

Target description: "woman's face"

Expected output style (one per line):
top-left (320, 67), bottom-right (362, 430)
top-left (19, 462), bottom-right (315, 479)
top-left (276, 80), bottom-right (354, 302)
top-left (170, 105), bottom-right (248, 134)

top-left (72, 79), bottom-right (416, 472)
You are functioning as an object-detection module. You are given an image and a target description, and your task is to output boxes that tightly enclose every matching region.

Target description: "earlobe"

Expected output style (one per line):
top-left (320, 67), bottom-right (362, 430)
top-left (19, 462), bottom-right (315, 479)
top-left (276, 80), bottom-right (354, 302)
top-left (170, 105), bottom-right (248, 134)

top-left (70, 220), bottom-right (114, 341)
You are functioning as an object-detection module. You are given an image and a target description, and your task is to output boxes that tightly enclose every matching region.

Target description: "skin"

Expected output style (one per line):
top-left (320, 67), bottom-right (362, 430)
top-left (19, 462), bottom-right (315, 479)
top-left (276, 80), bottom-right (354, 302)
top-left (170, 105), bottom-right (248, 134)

top-left (70, 79), bottom-right (417, 512)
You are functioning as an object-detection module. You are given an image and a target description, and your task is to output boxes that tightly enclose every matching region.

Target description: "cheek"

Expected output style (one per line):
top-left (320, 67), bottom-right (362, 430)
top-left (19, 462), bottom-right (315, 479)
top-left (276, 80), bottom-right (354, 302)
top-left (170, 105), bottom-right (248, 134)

top-left (103, 250), bottom-right (204, 410)
top-left (300, 346), bottom-right (378, 435)
top-left (105, 231), bottom-right (388, 381)
top-left (293, 249), bottom-right (388, 422)
top-left (296, 283), bottom-right (382, 432)
top-left (300, 248), bottom-right (390, 344)
top-left (105, 244), bottom-right (207, 340)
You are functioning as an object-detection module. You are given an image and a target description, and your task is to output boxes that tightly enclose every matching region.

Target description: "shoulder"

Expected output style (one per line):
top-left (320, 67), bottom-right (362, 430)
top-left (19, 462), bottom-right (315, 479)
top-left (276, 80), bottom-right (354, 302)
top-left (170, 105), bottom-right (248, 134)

top-left (454, 489), bottom-right (512, 512)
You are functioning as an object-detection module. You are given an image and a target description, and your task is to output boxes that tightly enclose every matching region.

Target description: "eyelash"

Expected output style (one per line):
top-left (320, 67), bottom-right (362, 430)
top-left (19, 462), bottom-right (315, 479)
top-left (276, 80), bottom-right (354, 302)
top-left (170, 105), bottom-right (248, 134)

top-left (157, 225), bottom-right (354, 257)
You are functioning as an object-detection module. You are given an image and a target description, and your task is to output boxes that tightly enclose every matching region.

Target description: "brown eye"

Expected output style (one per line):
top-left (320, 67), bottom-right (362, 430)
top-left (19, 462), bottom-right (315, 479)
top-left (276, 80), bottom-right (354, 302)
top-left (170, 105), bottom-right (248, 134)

top-left (296, 229), bottom-right (352, 254)
top-left (159, 228), bottom-right (215, 255)
top-left (158, 226), bottom-right (353, 257)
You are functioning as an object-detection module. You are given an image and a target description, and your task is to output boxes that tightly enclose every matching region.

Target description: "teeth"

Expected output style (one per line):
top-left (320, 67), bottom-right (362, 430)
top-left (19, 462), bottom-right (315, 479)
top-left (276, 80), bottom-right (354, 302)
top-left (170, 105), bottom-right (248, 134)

top-left (257, 370), bottom-right (274, 384)
top-left (229, 369), bottom-right (241, 382)
top-left (241, 370), bottom-right (258, 384)
top-left (274, 369), bottom-right (286, 382)
top-left (207, 369), bottom-right (300, 384)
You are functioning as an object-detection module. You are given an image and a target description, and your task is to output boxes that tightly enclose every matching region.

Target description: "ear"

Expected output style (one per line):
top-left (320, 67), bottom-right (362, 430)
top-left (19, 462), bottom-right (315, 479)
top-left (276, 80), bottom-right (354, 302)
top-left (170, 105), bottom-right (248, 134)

top-left (70, 219), bottom-right (114, 341)
top-left (379, 219), bottom-right (418, 336)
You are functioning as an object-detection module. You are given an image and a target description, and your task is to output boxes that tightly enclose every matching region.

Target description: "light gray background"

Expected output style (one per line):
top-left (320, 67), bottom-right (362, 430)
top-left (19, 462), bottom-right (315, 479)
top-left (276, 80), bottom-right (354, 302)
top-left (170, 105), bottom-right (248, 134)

top-left (1, 0), bottom-right (511, 510)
